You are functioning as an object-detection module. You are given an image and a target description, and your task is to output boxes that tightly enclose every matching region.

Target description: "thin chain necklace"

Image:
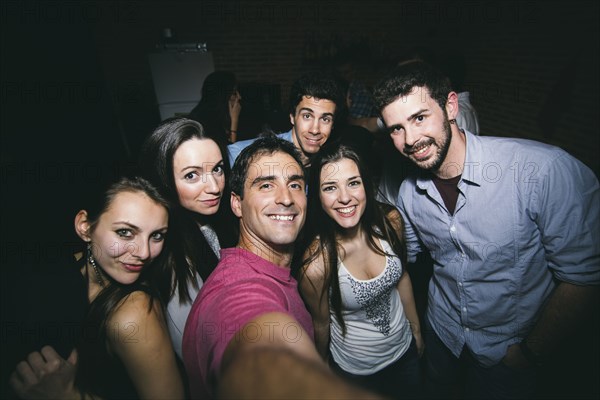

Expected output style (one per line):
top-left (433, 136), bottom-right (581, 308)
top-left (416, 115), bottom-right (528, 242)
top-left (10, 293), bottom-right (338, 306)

top-left (88, 250), bottom-right (105, 287)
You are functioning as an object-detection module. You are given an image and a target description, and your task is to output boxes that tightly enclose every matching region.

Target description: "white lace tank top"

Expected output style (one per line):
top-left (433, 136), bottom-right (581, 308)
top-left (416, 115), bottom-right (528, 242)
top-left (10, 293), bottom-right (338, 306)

top-left (329, 238), bottom-right (412, 375)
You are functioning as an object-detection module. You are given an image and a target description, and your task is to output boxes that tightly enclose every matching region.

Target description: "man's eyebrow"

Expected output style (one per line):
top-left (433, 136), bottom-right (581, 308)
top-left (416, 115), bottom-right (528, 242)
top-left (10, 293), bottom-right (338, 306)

top-left (408, 108), bottom-right (428, 121)
top-left (387, 108), bottom-right (429, 132)
top-left (298, 107), bottom-right (334, 118)
top-left (250, 175), bottom-right (275, 186)
top-left (287, 174), bottom-right (305, 182)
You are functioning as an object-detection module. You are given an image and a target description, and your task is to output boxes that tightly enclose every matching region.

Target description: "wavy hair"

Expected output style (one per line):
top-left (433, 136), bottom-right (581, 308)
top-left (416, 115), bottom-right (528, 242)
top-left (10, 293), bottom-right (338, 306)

top-left (297, 144), bottom-right (407, 334)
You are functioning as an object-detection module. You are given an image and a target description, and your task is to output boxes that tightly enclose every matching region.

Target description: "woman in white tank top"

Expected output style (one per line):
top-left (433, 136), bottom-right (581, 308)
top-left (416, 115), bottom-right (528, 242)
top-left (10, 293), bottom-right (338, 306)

top-left (298, 144), bottom-right (423, 399)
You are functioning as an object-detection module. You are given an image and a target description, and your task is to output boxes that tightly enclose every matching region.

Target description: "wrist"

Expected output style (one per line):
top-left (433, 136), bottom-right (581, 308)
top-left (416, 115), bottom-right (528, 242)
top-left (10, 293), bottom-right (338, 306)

top-left (408, 321), bottom-right (420, 334)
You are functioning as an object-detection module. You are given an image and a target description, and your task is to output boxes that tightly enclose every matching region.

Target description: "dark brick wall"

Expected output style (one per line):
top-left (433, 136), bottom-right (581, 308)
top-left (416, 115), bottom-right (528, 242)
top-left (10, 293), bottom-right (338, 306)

top-left (87, 0), bottom-right (598, 174)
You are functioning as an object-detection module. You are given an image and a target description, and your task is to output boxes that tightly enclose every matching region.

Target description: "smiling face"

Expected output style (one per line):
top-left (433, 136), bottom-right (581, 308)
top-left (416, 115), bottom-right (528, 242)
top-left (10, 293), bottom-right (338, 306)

top-left (381, 87), bottom-right (453, 173)
top-left (290, 96), bottom-right (336, 164)
top-left (319, 158), bottom-right (367, 231)
top-left (231, 151), bottom-right (306, 255)
top-left (78, 191), bottom-right (168, 286)
top-left (172, 138), bottom-right (225, 217)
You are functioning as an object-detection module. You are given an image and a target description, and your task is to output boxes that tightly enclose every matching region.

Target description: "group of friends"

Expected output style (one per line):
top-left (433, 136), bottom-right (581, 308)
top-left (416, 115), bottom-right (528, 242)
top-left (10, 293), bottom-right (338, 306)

top-left (6, 61), bottom-right (599, 399)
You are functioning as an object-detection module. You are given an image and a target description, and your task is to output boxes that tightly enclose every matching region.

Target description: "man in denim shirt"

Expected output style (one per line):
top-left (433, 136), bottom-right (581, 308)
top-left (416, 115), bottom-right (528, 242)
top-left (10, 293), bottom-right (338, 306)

top-left (228, 72), bottom-right (341, 168)
top-left (374, 61), bottom-right (599, 398)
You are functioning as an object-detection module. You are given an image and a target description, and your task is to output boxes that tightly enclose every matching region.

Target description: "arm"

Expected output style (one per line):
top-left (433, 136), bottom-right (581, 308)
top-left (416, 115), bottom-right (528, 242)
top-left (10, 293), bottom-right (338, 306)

top-left (108, 291), bottom-right (184, 399)
top-left (219, 312), bottom-right (380, 399)
top-left (387, 206), bottom-right (424, 356)
top-left (397, 272), bottom-right (424, 357)
top-left (228, 93), bottom-right (241, 143)
top-left (503, 282), bottom-right (599, 368)
top-left (504, 154), bottom-right (600, 368)
top-left (298, 249), bottom-right (331, 360)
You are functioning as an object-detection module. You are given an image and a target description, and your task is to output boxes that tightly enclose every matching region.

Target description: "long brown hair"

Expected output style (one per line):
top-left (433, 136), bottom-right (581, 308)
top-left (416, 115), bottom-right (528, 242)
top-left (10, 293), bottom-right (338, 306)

top-left (297, 144), bottom-right (407, 335)
top-left (139, 117), bottom-right (237, 304)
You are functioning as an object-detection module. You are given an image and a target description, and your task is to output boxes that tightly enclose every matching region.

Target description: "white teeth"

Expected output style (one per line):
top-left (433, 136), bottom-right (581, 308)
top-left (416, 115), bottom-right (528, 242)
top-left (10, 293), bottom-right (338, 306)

top-left (415, 145), bottom-right (429, 155)
top-left (338, 206), bottom-right (356, 214)
top-left (270, 215), bottom-right (294, 221)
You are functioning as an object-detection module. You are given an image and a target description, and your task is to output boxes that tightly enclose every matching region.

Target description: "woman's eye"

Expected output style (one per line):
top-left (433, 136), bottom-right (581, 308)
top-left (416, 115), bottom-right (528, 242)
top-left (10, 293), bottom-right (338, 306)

top-left (184, 172), bottom-right (198, 180)
top-left (349, 180), bottom-right (362, 187)
top-left (416, 115), bottom-right (425, 122)
top-left (322, 186), bottom-right (335, 192)
top-left (151, 232), bottom-right (165, 241)
top-left (213, 165), bottom-right (224, 175)
top-left (116, 229), bottom-right (133, 238)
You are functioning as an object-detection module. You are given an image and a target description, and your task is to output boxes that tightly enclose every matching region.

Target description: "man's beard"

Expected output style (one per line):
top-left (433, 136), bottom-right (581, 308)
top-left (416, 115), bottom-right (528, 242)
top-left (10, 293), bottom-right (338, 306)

top-left (405, 114), bottom-right (452, 173)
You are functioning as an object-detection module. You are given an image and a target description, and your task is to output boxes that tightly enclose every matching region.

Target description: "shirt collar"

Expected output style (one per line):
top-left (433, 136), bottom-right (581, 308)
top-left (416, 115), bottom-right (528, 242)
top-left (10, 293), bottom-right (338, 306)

top-left (415, 129), bottom-right (482, 189)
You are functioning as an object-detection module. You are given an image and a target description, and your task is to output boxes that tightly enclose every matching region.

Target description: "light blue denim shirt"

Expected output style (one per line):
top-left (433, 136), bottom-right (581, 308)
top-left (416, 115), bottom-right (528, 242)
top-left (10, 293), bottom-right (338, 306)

top-left (227, 130), bottom-right (293, 167)
top-left (398, 131), bottom-right (600, 366)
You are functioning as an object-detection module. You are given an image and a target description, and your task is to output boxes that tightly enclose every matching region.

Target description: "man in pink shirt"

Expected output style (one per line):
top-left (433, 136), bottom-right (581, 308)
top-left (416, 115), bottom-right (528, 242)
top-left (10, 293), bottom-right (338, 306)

top-left (183, 136), bottom-right (376, 399)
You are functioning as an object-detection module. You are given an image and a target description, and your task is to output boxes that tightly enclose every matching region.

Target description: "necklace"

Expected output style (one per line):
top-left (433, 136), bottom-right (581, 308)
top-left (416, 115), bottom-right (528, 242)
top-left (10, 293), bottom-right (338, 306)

top-left (88, 252), bottom-right (105, 287)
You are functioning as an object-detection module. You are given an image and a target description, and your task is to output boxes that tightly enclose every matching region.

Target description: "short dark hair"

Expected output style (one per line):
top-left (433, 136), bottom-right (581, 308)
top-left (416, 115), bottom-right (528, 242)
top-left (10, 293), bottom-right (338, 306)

top-left (288, 72), bottom-right (342, 116)
top-left (373, 61), bottom-right (452, 112)
top-left (230, 136), bottom-right (304, 198)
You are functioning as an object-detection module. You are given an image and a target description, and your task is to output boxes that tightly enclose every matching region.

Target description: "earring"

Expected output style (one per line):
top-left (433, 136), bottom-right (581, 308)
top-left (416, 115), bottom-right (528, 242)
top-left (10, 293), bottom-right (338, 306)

top-left (87, 242), bottom-right (105, 287)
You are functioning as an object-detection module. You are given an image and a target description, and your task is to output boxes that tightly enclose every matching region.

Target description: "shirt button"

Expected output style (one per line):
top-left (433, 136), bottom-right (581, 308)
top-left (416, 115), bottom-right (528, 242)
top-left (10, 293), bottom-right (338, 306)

top-left (462, 307), bottom-right (467, 312)
top-left (450, 225), bottom-right (456, 232)
top-left (465, 327), bottom-right (470, 332)
top-left (458, 282), bottom-right (463, 287)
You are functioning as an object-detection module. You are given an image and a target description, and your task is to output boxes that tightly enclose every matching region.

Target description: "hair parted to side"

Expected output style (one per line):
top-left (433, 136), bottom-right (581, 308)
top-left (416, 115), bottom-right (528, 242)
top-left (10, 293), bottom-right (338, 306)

top-left (230, 135), bottom-right (305, 199)
top-left (139, 117), bottom-right (237, 304)
top-left (85, 176), bottom-right (169, 232)
top-left (373, 60), bottom-right (453, 113)
top-left (139, 117), bottom-right (230, 204)
top-left (76, 175), bottom-right (168, 396)
top-left (298, 143), bottom-right (407, 335)
top-left (288, 71), bottom-right (343, 116)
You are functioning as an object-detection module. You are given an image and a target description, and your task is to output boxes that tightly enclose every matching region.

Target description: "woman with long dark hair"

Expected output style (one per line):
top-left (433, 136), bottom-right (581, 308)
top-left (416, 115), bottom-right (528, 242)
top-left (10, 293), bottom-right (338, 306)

top-left (139, 117), bottom-right (237, 360)
top-left (9, 177), bottom-right (184, 399)
top-left (298, 144), bottom-right (423, 399)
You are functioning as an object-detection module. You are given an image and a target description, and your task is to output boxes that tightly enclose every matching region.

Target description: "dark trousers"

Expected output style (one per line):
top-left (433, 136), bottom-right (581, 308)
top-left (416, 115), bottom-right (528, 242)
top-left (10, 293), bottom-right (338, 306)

top-left (331, 336), bottom-right (421, 399)
top-left (423, 318), bottom-right (536, 399)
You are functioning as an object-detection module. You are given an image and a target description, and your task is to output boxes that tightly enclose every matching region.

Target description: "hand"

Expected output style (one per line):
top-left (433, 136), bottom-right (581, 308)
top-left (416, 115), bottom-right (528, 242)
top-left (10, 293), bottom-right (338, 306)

top-left (413, 332), bottom-right (425, 358)
top-left (10, 346), bottom-right (80, 399)
top-left (501, 343), bottom-right (530, 369)
top-left (229, 91), bottom-right (242, 122)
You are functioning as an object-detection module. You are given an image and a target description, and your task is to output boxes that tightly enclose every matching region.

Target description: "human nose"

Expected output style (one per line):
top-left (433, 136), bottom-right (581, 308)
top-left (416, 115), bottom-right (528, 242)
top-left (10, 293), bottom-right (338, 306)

top-left (205, 173), bottom-right (221, 194)
top-left (275, 185), bottom-right (294, 207)
top-left (131, 239), bottom-right (150, 261)
top-left (337, 187), bottom-right (351, 204)
top-left (309, 118), bottom-right (320, 134)
top-left (403, 127), bottom-right (418, 147)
